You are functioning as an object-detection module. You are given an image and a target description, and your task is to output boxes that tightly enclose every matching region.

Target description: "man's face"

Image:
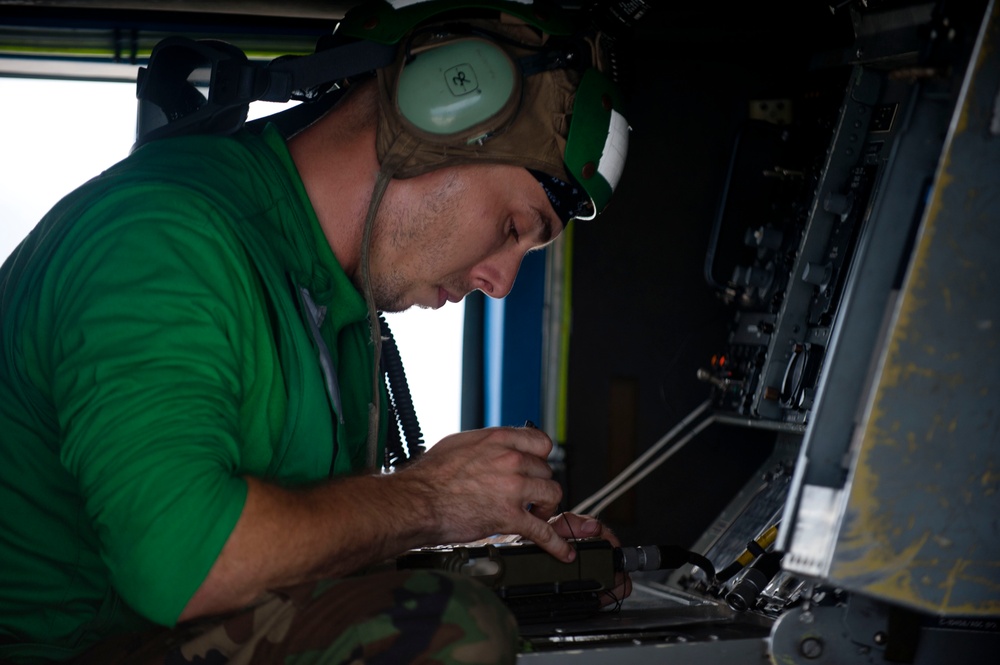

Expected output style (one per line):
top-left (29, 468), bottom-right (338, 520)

top-left (366, 163), bottom-right (563, 313)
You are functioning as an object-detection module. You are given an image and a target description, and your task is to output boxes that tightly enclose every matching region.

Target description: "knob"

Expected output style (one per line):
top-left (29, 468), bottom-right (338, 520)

top-left (801, 262), bottom-right (831, 288)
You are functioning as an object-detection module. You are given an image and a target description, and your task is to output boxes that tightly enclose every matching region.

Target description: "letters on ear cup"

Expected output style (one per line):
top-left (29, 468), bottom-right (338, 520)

top-left (395, 36), bottom-right (521, 142)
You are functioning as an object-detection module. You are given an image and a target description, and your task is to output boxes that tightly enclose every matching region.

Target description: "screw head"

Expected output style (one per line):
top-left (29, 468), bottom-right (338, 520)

top-left (800, 637), bottom-right (824, 659)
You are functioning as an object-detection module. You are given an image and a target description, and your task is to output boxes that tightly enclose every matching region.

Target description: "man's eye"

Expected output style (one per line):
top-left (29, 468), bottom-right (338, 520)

top-left (508, 220), bottom-right (520, 242)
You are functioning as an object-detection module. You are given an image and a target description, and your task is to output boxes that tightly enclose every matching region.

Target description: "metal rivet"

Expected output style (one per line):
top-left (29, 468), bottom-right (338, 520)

top-left (363, 17), bottom-right (379, 30)
top-left (582, 162), bottom-right (596, 179)
top-left (601, 93), bottom-right (613, 111)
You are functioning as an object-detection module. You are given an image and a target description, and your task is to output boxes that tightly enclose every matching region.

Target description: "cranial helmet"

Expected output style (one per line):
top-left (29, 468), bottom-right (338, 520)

top-left (135, 0), bottom-right (630, 223)
top-left (337, 0), bottom-right (630, 224)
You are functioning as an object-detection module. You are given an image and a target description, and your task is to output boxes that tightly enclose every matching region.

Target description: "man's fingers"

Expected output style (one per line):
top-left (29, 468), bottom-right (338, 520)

top-left (545, 513), bottom-right (632, 606)
top-left (549, 513), bottom-right (602, 540)
top-left (405, 426), bottom-right (565, 549)
top-left (516, 516), bottom-right (575, 563)
top-left (519, 476), bottom-right (562, 519)
top-left (502, 424), bottom-right (553, 459)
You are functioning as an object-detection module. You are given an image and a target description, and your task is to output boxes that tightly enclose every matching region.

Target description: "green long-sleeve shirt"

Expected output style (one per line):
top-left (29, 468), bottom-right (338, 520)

top-left (0, 124), bottom-right (386, 663)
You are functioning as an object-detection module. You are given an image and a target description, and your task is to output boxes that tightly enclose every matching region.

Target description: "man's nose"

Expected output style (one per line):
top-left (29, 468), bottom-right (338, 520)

top-left (475, 253), bottom-right (523, 299)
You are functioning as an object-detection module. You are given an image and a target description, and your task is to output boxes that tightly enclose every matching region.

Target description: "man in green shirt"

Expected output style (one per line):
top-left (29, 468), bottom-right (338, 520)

top-left (0, 1), bottom-right (631, 663)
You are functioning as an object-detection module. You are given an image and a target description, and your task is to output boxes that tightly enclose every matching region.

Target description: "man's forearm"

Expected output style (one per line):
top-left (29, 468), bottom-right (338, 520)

top-left (179, 426), bottom-right (571, 622)
top-left (179, 472), bottom-right (436, 621)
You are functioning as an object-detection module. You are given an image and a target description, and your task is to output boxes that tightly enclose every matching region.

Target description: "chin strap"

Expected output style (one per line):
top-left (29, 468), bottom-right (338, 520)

top-left (360, 133), bottom-right (420, 469)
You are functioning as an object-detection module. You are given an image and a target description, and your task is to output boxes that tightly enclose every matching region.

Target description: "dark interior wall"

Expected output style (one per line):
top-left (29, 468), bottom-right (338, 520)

top-left (562, 4), bottom-right (856, 549)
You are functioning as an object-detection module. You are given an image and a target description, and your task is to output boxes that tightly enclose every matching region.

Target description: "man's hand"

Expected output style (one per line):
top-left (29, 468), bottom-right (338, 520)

top-left (182, 425), bottom-right (586, 622)
top-left (401, 425), bottom-right (574, 562)
top-left (547, 512), bottom-right (632, 607)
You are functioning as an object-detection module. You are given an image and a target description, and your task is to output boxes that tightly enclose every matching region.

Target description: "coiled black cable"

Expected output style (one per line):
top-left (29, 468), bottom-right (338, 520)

top-left (379, 313), bottom-right (425, 466)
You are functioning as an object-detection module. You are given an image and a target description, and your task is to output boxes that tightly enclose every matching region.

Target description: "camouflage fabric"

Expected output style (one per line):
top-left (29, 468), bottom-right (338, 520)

top-left (68, 569), bottom-right (519, 664)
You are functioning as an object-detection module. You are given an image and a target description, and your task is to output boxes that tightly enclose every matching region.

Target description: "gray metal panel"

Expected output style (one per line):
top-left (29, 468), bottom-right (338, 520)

top-left (825, 0), bottom-right (1000, 616)
top-left (747, 66), bottom-right (881, 425)
top-left (779, 0), bottom-right (997, 581)
top-left (518, 637), bottom-right (769, 664)
top-left (771, 597), bottom-right (1000, 665)
top-left (517, 582), bottom-right (772, 662)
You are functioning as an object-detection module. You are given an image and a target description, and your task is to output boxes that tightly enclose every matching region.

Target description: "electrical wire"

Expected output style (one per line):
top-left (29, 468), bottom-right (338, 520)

top-left (358, 133), bottom-right (419, 469)
top-left (359, 169), bottom-right (391, 469)
top-left (586, 415), bottom-right (715, 517)
top-left (571, 398), bottom-right (714, 515)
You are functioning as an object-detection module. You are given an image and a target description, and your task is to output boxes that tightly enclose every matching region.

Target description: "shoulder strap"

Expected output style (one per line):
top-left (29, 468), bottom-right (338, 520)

top-left (134, 36), bottom-right (395, 149)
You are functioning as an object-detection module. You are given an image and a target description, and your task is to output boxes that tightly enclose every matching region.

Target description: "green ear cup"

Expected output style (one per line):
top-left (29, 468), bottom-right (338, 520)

top-left (396, 38), bottom-right (517, 138)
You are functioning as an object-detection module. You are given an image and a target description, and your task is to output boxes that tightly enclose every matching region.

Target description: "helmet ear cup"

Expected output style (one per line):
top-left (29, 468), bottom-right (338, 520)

top-left (394, 37), bottom-right (521, 142)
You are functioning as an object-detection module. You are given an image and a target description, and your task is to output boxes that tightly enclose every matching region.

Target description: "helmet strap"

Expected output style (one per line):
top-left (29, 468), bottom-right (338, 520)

top-left (360, 133), bottom-right (420, 468)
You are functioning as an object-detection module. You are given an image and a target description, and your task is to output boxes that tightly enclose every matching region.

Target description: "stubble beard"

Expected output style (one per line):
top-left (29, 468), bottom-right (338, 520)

top-left (364, 174), bottom-right (467, 313)
top-left (369, 270), bottom-right (409, 313)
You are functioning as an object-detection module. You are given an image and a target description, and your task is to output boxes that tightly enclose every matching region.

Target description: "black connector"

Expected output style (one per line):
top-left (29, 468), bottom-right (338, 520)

top-left (614, 545), bottom-right (716, 579)
top-left (725, 551), bottom-right (783, 612)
